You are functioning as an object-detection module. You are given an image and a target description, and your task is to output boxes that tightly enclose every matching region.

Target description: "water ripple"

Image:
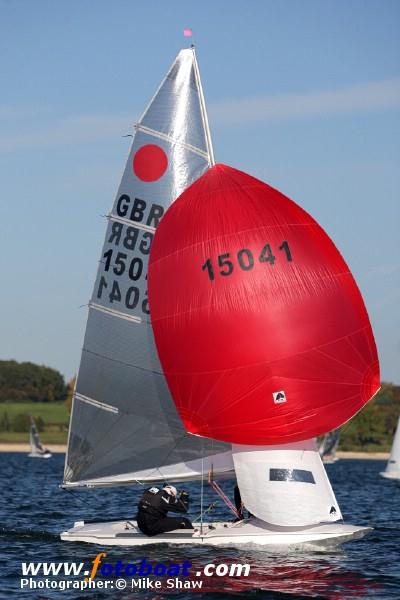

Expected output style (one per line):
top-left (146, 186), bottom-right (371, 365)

top-left (0, 453), bottom-right (399, 599)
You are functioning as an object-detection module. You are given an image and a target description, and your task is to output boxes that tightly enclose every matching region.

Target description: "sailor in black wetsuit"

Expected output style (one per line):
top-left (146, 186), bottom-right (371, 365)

top-left (233, 484), bottom-right (253, 521)
top-left (136, 485), bottom-right (193, 536)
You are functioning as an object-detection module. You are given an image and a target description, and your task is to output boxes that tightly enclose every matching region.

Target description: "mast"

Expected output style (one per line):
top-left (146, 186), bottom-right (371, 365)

top-left (191, 46), bottom-right (215, 166)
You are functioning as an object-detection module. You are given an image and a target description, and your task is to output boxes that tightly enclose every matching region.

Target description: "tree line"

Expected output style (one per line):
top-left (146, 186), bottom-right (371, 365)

top-left (0, 360), bottom-right (67, 403)
top-left (340, 382), bottom-right (400, 451)
top-left (0, 360), bottom-right (399, 450)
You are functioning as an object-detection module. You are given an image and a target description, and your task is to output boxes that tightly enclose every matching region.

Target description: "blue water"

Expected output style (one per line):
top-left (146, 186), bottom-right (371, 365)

top-left (0, 454), bottom-right (399, 599)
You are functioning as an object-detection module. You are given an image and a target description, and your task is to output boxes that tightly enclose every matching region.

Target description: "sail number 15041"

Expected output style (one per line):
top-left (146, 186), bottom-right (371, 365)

top-left (201, 241), bottom-right (292, 281)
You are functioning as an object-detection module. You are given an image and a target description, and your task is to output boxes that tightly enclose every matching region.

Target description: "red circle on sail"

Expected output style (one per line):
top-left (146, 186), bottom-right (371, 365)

top-left (133, 144), bottom-right (168, 182)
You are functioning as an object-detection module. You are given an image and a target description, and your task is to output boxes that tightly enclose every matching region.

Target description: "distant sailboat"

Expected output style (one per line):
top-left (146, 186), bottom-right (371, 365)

top-left (319, 430), bottom-right (341, 463)
top-left (380, 417), bottom-right (400, 479)
top-left (28, 417), bottom-right (52, 458)
top-left (61, 47), bottom-right (379, 548)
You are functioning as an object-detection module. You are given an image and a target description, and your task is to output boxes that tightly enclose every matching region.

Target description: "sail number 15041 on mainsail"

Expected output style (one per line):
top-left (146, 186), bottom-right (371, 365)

top-left (95, 222), bottom-right (154, 315)
top-left (202, 241), bottom-right (293, 281)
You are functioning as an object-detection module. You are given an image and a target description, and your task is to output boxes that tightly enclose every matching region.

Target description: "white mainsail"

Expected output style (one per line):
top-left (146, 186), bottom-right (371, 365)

top-left (232, 440), bottom-right (342, 527)
top-left (29, 420), bottom-right (41, 454)
top-left (63, 49), bottom-right (232, 488)
top-left (381, 417), bottom-right (400, 479)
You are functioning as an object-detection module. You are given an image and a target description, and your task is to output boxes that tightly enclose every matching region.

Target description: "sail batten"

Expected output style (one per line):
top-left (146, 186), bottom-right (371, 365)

top-left (74, 393), bottom-right (119, 414)
top-left (89, 302), bottom-right (143, 324)
top-left (135, 124), bottom-right (210, 158)
top-left (107, 214), bottom-right (156, 233)
top-left (63, 48), bottom-right (230, 487)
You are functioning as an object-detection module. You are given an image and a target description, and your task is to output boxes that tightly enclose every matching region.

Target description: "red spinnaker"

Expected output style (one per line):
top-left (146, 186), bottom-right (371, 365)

top-left (148, 164), bottom-right (380, 445)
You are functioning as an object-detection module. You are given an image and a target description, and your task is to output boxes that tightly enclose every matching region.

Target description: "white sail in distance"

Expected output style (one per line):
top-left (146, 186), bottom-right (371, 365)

top-left (381, 417), bottom-right (400, 479)
top-left (63, 49), bottom-right (232, 488)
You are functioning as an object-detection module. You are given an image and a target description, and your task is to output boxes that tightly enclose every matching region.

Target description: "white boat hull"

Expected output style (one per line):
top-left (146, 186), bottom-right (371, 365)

top-left (380, 471), bottom-right (400, 480)
top-left (61, 518), bottom-right (371, 548)
top-left (28, 452), bottom-right (52, 459)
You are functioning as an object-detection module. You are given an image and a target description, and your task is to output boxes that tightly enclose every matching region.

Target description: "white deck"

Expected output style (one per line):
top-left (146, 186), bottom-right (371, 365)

top-left (61, 518), bottom-right (372, 548)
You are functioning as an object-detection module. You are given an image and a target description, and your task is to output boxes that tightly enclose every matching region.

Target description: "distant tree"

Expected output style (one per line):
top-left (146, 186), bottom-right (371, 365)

top-left (375, 382), bottom-right (395, 406)
top-left (340, 382), bottom-right (400, 451)
top-left (65, 376), bottom-right (76, 414)
top-left (0, 360), bottom-right (67, 403)
top-left (0, 412), bottom-right (10, 432)
top-left (12, 413), bottom-right (30, 432)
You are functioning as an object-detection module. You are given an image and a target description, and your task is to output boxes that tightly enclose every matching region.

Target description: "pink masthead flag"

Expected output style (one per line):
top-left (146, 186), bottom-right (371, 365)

top-left (183, 28), bottom-right (193, 37)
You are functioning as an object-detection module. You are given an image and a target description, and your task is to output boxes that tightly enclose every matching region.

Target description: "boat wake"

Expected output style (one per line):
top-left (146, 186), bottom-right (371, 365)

top-left (0, 525), bottom-right (58, 542)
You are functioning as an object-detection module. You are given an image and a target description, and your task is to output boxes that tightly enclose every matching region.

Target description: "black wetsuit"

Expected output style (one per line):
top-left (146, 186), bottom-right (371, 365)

top-left (234, 485), bottom-right (252, 520)
top-left (136, 487), bottom-right (193, 536)
top-left (233, 485), bottom-right (243, 519)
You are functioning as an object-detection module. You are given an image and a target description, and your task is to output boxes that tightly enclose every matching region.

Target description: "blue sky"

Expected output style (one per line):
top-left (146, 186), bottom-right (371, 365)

top-left (0, 0), bottom-right (399, 383)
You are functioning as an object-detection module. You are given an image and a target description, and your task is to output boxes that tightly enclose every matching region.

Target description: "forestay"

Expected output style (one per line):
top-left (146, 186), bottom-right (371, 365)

top-left (63, 48), bottom-right (232, 488)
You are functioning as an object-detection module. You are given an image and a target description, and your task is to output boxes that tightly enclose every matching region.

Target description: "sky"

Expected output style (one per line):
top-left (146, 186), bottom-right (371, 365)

top-left (0, 0), bottom-right (399, 384)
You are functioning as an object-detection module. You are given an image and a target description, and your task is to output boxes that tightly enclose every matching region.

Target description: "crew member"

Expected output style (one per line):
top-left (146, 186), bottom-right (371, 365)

top-left (234, 484), bottom-right (253, 521)
top-left (136, 485), bottom-right (193, 536)
top-left (234, 484), bottom-right (244, 521)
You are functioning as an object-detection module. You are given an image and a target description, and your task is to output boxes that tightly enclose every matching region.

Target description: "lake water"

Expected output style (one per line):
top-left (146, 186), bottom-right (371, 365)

top-left (0, 453), bottom-right (399, 599)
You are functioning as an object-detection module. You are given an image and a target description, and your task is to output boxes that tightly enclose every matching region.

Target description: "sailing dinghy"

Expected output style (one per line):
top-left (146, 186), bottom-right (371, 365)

top-left (61, 48), bottom-right (378, 548)
top-left (380, 417), bottom-right (400, 479)
top-left (319, 430), bottom-right (341, 463)
top-left (28, 417), bottom-right (52, 458)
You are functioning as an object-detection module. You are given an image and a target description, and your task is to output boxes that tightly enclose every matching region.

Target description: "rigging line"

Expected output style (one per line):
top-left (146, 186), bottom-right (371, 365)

top-left (193, 502), bottom-right (217, 523)
top-left (200, 450), bottom-right (204, 535)
top-left (63, 487), bottom-right (92, 508)
top-left (209, 479), bottom-right (239, 518)
top-left (82, 348), bottom-right (164, 376)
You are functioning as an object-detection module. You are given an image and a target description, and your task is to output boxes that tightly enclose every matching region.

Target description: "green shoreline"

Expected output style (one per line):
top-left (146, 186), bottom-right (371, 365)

top-left (0, 443), bottom-right (390, 460)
